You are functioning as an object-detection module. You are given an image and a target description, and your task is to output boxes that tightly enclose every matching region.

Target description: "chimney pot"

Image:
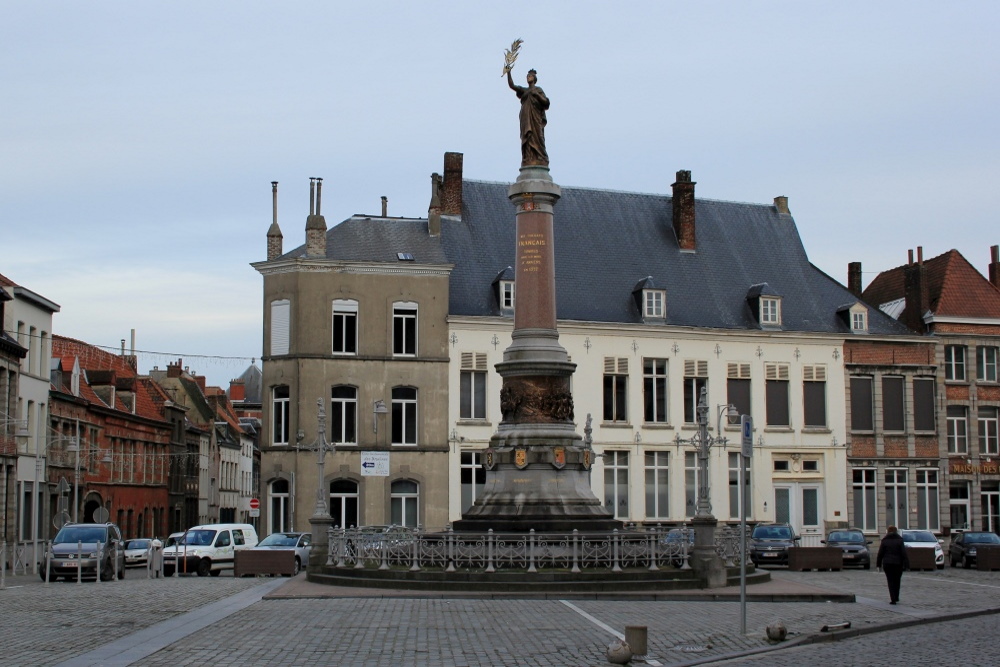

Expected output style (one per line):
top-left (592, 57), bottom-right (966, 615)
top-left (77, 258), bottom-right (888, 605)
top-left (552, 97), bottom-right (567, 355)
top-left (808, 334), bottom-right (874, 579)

top-left (428, 173), bottom-right (442, 237)
top-left (773, 196), bottom-right (790, 215)
top-left (990, 245), bottom-right (1000, 289)
top-left (908, 249), bottom-right (914, 265)
top-left (917, 246), bottom-right (923, 265)
top-left (381, 196), bottom-right (388, 218)
top-left (442, 152), bottom-right (464, 216)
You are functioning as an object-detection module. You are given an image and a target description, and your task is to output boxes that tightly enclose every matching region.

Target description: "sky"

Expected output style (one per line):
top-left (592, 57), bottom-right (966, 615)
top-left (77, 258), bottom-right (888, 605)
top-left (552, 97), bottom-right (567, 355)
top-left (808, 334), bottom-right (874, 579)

top-left (4, 2), bottom-right (999, 389)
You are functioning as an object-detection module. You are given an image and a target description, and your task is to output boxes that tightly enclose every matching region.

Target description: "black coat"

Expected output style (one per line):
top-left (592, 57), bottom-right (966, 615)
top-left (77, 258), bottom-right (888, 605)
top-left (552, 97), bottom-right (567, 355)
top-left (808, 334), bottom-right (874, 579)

top-left (876, 532), bottom-right (909, 568)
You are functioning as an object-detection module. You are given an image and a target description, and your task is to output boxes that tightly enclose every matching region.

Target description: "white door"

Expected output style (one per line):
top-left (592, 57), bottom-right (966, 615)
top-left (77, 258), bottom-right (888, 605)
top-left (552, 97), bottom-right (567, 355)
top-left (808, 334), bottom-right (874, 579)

top-left (774, 483), bottom-right (823, 546)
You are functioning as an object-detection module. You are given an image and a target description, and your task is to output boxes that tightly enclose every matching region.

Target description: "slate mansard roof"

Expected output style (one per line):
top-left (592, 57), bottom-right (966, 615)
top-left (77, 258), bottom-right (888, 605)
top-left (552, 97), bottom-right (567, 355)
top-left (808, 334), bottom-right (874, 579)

top-left (278, 177), bottom-right (907, 336)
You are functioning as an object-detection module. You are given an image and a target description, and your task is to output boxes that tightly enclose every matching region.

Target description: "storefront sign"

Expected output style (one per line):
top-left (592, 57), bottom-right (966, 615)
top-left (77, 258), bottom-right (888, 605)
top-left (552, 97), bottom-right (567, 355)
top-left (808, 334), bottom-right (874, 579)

top-left (950, 461), bottom-right (1000, 475)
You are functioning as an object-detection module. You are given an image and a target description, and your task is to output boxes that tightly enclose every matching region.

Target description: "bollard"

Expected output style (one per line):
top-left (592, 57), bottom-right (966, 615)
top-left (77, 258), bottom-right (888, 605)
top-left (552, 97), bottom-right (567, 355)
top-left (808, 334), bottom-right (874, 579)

top-left (624, 626), bottom-right (647, 657)
top-left (44, 542), bottom-right (51, 586)
top-left (96, 542), bottom-right (103, 584)
top-left (1, 541), bottom-right (6, 590)
top-left (113, 542), bottom-right (119, 581)
top-left (77, 541), bottom-right (83, 584)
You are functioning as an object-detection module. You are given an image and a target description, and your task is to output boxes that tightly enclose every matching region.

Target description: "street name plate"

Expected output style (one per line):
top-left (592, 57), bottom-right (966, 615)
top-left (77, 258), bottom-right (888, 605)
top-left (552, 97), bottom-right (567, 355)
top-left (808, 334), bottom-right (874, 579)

top-left (361, 451), bottom-right (390, 476)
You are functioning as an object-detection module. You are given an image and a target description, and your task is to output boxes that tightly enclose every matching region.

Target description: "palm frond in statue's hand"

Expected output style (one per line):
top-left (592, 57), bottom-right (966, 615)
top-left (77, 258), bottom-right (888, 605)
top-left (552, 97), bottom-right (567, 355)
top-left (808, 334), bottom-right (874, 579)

top-left (502, 38), bottom-right (523, 76)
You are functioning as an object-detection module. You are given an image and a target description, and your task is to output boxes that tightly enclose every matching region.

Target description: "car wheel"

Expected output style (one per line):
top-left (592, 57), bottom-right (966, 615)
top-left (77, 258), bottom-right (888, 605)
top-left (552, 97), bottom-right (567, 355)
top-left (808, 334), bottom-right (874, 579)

top-left (39, 567), bottom-right (48, 582)
top-left (196, 559), bottom-right (211, 577)
top-left (209, 569), bottom-right (221, 577)
top-left (964, 556), bottom-right (972, 569)
top-left (292, 557), bottom-right (301, 576)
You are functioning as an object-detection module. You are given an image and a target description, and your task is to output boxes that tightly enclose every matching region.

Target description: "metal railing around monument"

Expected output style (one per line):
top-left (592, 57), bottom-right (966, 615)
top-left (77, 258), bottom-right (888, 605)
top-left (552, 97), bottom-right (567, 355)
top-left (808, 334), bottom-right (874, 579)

top-left (326, 524), bottom-right (751, 573)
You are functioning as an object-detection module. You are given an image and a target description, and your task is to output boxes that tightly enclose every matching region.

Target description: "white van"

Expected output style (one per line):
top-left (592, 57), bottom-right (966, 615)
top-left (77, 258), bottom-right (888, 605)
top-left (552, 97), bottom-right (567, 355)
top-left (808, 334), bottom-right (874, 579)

top-left (162, 523), bottom-right (259, 577)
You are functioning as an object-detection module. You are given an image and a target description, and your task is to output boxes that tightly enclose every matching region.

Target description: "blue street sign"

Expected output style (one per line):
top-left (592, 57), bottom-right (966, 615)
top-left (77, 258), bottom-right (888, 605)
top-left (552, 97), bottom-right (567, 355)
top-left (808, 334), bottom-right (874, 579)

top-left (741, 415), bottom-right (753, 458)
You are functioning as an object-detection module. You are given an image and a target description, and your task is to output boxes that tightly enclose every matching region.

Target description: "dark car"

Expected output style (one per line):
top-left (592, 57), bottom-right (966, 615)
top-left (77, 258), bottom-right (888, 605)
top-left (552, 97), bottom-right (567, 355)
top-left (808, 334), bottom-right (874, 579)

top-left (821, 529), bottom-right (871, 569)
top-left (749, 523), bottom-right (800, 566)
top-left (949, 531), bottom-right (1000, 568)
top-left (41, 522), bottom-right (125, 581)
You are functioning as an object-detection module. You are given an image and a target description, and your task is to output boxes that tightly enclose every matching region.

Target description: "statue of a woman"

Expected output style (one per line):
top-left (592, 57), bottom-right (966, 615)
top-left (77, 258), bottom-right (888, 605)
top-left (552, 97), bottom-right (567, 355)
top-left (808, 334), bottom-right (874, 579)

top-left (507, 68), bottom-right (550, 167)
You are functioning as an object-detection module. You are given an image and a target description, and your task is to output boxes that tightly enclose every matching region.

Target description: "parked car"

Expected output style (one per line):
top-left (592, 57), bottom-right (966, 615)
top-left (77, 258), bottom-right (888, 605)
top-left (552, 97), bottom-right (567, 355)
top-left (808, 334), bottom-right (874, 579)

top-left (41, 522), bottom-right (125, 582)
top-left (163, 532), bottom-right (186, 549)
top-left (748, 523), bottom-right (800, 566)
top-left (821, 529), bottom-right (871, 569)
top-left (248, 532), bottom-right (312, 575)
top-left (162, 523), bottom-right (259, 577)
top-left (123, 538), bottom-right (153, 568)
top-left (659, 528), bottom-right (694, 568)
top-left (900, 530), bottom-right (945, 569)
top-left (949, 531), bottom-right (1000, 568)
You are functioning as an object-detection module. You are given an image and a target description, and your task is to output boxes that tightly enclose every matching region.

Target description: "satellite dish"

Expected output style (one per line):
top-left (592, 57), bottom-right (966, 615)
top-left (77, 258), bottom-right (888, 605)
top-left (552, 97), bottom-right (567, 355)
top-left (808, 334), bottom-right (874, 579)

top-left (94, 507), bottom-right (110, 523)
top-left (54, 511), bottom-right (71, 530)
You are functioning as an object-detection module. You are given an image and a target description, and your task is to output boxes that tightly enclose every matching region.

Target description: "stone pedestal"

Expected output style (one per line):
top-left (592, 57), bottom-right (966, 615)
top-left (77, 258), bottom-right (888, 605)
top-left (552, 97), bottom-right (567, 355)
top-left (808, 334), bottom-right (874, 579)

top-left (308, 515), bottom-right (336, 570)
top-left (689, 516), bottom-right (727, 588)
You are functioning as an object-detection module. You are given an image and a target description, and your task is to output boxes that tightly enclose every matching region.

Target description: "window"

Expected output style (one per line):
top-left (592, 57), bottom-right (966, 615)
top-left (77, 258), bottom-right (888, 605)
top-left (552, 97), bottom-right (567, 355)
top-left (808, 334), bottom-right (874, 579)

top-left (684, 451), bottom-right (700, 518)
top-left (882, 376), bottom-right (905, 432)
top-left (390, 480), bottom-right (419, 527)
top-left (850, 377), bottom-right (874, 431)
top-left (603, 450), bottom-right (629, 519)
top-left (270, 299), bottom-right (290, 356)
top-left (391, 387), bottom-right (418, 445)
top-left (885, 469), bottom-right (908, 529)
top-left (501, 281), bottom-right (515, 310)
top-left (683, 360), bottom-right (708, 424)
top-left (332, 299), bottom-right (358, 354)
top-left (982, 483), bottom-right (1000, 533)
top-left (945, 345), bottom-right (966, 381)
top-left (272, 385), bottom-right (290, 446)
top-left (760, 297), bottom-right (781, 325)
top-left (916, 469), bottom-right (939, 531)
top-left (728, 452), bottom-right (750, 520)
top-left (461, 451), bottom-right (486, 512)
top-left (951, 482), bottom-right (970, 531)
top-left (852, 311), bottom-right (867, 332)
top-left (643, 358), bottom-right (668, 423)
top-left (329, 479), bottom-right (359, 529)
top-left (644, 290), bottom-right (665, 318)
top-left (977, 346), bottom-right (999, 383)
top-left (392, 302), bottom-right (417, 356)
top-left (852, 468), bottom-right (877, 532)
top-left (979, 407), bottom-right (999, 455)
top-left (773, 460), bottom-right (790, 472)
top-left (913, 378), bottom-right (936, 431)
top-left (330, 386), bottom-right (358, 444)
top-left (460, 353), bottom-right (488, 420)
top-left (644, 451), bottom-right (669, 518)
top-left (603, 357), bottom-right (628, 423)
top-left (803, 365), bottom-right (826, 428)
top-left (726, 363), bottom-right (751, 423)
top-left (947, 406), bottom-right (968, 454)
top-left (765, 363), bottom-right (790, 427)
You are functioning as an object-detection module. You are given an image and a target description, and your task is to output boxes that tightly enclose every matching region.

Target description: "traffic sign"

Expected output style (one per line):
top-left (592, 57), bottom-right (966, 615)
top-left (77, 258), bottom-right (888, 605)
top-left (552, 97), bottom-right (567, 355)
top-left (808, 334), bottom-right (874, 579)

top-left (741, 415), bottom-right (753, 458)
top-left (249, 498), bottom-right (260, 511)
top-left (361, 451), bottom-right (390, 476)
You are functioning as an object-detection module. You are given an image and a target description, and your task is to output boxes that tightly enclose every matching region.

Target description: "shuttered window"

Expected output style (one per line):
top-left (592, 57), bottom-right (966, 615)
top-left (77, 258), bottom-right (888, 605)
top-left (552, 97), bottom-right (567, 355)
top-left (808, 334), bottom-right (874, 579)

top-left (270, 299), bottom-right (290, 356)
top-left (765, 363), bottom-right (790, 426)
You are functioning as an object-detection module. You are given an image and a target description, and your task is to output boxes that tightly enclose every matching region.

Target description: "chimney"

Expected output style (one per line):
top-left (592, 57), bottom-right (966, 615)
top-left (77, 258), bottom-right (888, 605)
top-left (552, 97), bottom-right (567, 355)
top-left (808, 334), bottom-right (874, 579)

top-left (267, 181), bottom-right (283, 260)
top-left (848, 262), bottom-right (863, 297)
top-left (671, 170), bottom-right (696, 251)
top-left (903, 247), bottom-right (928, 332)
top-left (428, 173), bottom-right (442, 237)
top-left (193, 374), bottom-right (207, 392)
top-left (305, 177), bottom-right (327, 257)
top-left (990, 245), bottom-right (1000, 289)
top-left (774, 196), bottom-right (790, 215)
top-left (229, 380), bottom-right (246, 402)
top-left (381, 196), bottom-right (388, 217)
top-left (441, 152), bottom-right (463, 216)
top-left (167, 358), bottom-right (183, 378)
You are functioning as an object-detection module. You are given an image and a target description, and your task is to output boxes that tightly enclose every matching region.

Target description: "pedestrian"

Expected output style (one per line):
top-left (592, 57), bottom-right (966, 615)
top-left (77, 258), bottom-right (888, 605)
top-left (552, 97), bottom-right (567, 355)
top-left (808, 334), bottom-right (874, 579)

top-left (876, 525), bottom-right (909, 604)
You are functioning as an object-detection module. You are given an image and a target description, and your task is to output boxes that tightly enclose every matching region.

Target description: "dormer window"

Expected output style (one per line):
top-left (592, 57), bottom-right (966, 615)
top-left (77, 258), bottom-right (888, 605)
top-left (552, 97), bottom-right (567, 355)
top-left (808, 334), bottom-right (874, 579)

top-left (632, 276), bottom-right (665, 323)
top-left (501, 281), bottom-right (515, 310)
top-left (746, 283), bottom-right (782, 329)
top-left (761, 298), bottom-right (781, 325)
top-left (838, 302), bottom-right (869, 333)
top-left (644, 290), bottom-right (665, 318)
top-left (852, 311), bottom-right (867, 331)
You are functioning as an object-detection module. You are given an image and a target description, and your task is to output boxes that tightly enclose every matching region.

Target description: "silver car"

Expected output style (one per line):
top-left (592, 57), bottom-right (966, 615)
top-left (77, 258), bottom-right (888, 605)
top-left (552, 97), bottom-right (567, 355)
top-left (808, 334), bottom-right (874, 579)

top-left (248, 532), bottom-right (312, 575)
top-left (41, 522), bottom-right (125, 581)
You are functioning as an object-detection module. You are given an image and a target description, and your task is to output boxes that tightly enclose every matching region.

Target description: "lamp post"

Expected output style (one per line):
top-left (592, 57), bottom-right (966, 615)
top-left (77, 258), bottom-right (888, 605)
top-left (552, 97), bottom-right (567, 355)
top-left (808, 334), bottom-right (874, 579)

top-left (308, 398), bottom-right (334, 519)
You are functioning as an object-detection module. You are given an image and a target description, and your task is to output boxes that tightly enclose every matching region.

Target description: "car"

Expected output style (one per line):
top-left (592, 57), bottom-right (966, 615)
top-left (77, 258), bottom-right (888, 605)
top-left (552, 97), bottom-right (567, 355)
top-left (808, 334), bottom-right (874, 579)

top-left (248, 532), bottom-right (312, 575)
top-left (123, 538), bottom-right (154, 568)
top-left (748, 523), bottom-right (800, 566)
top-left (41, 522), bottom-right (126, 582)
top-left (900, 530), bottom-right (945, 569)
top-left (659, 528), bottom-right (694, 568)
top-left (821, 529), bottom-right (872, 569)
top-left (949, 531), bottom-right (1000, 568)
top-left (163, 532), bottom-right (186, 549)
top-left (162, 523), bottom-right (259, 577)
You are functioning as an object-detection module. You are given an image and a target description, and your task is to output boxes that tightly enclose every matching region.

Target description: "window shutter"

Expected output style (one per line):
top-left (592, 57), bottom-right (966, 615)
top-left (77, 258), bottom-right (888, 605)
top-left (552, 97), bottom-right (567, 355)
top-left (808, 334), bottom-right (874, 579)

top-left (685, 360), bottom-right (708, 377)
top-left (270, 300), bottom-right (290, 355)
top-left (803, 365), bottom-right (826, 382)
top-left (475, 353), bottom-right (487, 371)
top-left (605, 357), bottom-right (628, 374)
top-left (461, 352), bottom-right (474, 370)
top-left (765, 363), bottom-right (789, 381)
top-left (728, 363), bottom-right (751, 379)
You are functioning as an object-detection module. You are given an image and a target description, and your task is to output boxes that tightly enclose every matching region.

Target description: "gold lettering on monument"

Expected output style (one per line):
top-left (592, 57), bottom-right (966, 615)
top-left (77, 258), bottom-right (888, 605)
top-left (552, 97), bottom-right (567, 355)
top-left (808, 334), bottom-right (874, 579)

top-left (518, 232), bottom-right (546, 273)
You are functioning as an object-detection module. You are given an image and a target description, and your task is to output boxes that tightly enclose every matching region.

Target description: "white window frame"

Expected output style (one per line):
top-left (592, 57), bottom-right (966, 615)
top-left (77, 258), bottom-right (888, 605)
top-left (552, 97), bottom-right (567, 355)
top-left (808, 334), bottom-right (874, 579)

top-left (330, 385), bottom-right (358, 445)
top-left (272, 385), bottom-right (290, 446)
top-left (603, 357), bottom-right (629, 423)
top-left (979, 407), bottom-right (999, 455)
top-left (852, 311), bottom-right (867, 331)
top-left (268, 479), bottom-right (290, 533)
top-left (391, 386), bottom-right (418, 446)
top-left (947, 406), bottom-right (968, 454)
top-left (390, 480), bottom-right (419, 527)
top-left (643, 358), bottom-right (668, 424)
top-left (501, 281), bottom-right (515, 310)
top-left (643, 289), bottom-right (665, 318)
top-left (945, 345), bottom-right (966, 381)
top-left (885, 469), bottom-right (908, 529)
top-left (852, 468), bottom-right (877, 532)
top-left (760, 297), bottom-right (781, 325)
top-left (460, 450), bottom-right (486, 513)
top-left (392, 302), bottom-right (418, 357)
top-left (329, 479), bottom-right (359, 529)
top-left (977, 346), bottom-right (999, 383)
top-left (684, 451), bottom-right (701, 518)
top-left (603, 450), bottom-right (629, 519)
top-left (683, 360), bottom-right (708, 424)
top-left (916, 469), bottom-right (940, 531)
top-left (332, 299), bottom-right (358, 355)
top-left (460, 353), bottom-right (488, 420)
top-left (643, 450), bottom-right (669, 519)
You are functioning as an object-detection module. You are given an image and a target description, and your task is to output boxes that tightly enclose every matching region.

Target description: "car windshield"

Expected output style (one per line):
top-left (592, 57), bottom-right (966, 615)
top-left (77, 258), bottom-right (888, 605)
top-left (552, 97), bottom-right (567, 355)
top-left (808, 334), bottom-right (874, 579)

top-left (125, 539), bottom-right (150, 549)
top-left (258, 533), bottom-right (300, 547)
top-left (182, 530), bottom-right (217, 546)
top-left (967, 533), bottom-right (1000, 544)
top-left (53, 526), bottom-right (108, 544)
top-left (753, 526), bottom-right (792, 539)
top-left (902, 531), bottom-right (936, 543)
top-left (828, 531), bottom-right (863, 542)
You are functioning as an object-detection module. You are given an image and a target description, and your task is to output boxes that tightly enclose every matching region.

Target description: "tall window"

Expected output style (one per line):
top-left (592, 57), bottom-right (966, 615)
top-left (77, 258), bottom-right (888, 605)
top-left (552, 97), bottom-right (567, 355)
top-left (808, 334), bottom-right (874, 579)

top-left (644, 451), bottom-right (669, 518)
top-left (978, 346), bottom-right (999, 383)
top-left (329, 479), bottom-right (359, 529)
top-left (885, 469), bottom-right (908, 529)
top-left (603, 357), bottom-right (628, 423)
top-left (643, 358), bottom-right (668, 423)
top-left (330, 386), bottom-right (358, 445)
top-left (945, 345), bottom-right (966, 381)
top-left (726, 363), bottom-right (751, 423)
top-left (916, 469), bottom-right (939, 531)
top-left (270, 299), bottom-right (290, 356)
top-left (913, 378), bottom-right (936, 431)
top-left (728, 452), bottom-right (750, 520)
top-left (850, 376), bottom-right (874, 431)
top-left (332, 299), bottom-right (358, 354)
top-left (461, 451), bottom-right (486, 512)
top-left (852, 468), bottom-right (877, 532)
top-left (979, 407), bottom-right (999, 455)
top-left (392, 302), bottom-right (417, 356)
top-left (391, 387), bottom-right (418, 445)
top-left (765, 363), bottom-right (790, 427)
top-left (683, 360), bottom-right (708, 424)
top-left (882, 376), bottom-right (905, 432)
top-left (947, 406), bottom-right (968, 454)
top-left (460, 353), bottom-right (488, 420)
top-left (272, 386), bottom-right (290, 446)
top-left (390, 480), bottom-right (419, 527)
top-left (951, 482), bottom-right (970, 530)
top-left (982, 483), bottom-right (1000, 534)
top-left (603, 451), bottom-right (629, 518)
top-left (803, 365), bottom-right (827, 428)
top-left (684, 451), bottom-right (700, 518)
top-left (269, 479), bottom-right (290, 533)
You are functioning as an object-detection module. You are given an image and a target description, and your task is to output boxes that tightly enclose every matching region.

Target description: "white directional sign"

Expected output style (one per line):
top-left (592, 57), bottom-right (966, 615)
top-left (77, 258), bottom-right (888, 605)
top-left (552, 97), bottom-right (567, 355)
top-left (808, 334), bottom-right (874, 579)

top-left (741, 415), bottom-right (753, 458)
top-left (361, 451), bottom-right (390, 477)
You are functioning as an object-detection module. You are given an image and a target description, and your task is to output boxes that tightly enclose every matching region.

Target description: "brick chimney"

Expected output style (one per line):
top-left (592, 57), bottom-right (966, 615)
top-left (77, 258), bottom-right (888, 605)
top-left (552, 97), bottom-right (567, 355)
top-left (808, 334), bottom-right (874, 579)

top-left (774, 196), bottom-right (790, 215)
top-left (267, 181), bottom-right (283, 261)
top-left (428, 173), bottom-right (442, 237)
top-left (381, 196), bottom-right (388, 218)
top-left (305, 177), bottom-right (327, 257)
top-left (441, 152), bottom-right (463, 216)
top-left (193, 374), bottom-right (207, 393)
top-left (903, 246), bottom-right (929, 332)
top-left (229, 380), bottom-right (246, 402)
top-left (990, 245), bottom-right (1000, 289)
top-left (167, 359), bottom-right (183, 378)
top-left (672, 170), bottom-right (696, 251)
top-left (848, 262), bottom-right (863, 297)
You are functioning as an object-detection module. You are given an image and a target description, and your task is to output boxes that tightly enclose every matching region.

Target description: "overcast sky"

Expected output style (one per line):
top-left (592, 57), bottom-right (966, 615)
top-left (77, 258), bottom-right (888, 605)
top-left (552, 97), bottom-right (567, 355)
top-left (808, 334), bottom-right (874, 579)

top-left (4, 2), bottom-right (999, 389)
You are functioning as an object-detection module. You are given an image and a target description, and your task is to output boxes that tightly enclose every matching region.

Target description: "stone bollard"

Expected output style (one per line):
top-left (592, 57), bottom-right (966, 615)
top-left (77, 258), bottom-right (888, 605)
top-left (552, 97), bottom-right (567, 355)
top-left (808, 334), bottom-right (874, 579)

top-left (625, 625), bottom-right (647, 657)
top-left (766, 621), bottom-right (788, 642)
top-left (606, 638), bottom-right (632, 664)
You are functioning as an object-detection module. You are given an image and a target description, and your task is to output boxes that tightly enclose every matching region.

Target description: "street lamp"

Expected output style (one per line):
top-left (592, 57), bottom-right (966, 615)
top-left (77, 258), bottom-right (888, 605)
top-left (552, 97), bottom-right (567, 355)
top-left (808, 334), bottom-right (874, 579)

top-left (301, 398), bottom-right (335, 519)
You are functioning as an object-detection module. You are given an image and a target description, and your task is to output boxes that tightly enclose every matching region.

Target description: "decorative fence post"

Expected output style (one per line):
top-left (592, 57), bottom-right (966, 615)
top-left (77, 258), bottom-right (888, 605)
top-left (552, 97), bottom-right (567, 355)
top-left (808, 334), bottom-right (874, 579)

top-left (527, 529), bottom-right (537, 573)
top-left (410, 528), bottom-right (421, 572)
top-left (648, 527), bottom-right (659, 571)
top-left (571, 529), bottom-right (581, 573)
top-left (334, 527), bottom-right (346, 568)
top-left (612, 529), bottom-right (622, 573)
top-left (486, 529), bottom-right (496, 573)
top-left (446, 525), bottom-right (456, 573)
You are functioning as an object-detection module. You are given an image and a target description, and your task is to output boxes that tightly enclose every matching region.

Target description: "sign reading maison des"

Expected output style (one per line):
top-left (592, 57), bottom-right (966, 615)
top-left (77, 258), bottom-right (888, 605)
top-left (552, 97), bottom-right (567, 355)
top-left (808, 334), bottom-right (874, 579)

top-left (361, 451), bottom-right (390, 477)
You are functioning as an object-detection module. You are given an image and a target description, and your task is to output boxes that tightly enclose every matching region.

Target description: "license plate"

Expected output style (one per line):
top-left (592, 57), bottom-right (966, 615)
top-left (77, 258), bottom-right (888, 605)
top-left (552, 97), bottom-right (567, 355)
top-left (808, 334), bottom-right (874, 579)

top-left (763, 552), bottom-right (779, 557)
top-left (845, 554), bottom-right (857, 559)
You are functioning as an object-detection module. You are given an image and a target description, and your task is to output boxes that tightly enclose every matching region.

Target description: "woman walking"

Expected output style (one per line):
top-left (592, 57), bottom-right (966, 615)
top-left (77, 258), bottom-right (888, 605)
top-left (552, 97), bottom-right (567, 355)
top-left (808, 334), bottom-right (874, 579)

top-left (876, 525), bottom-right (909, 604)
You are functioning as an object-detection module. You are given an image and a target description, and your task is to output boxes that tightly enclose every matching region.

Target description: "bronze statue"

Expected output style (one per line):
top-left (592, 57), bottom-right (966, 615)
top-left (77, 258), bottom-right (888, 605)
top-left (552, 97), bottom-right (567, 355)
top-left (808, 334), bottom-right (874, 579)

top-left (503, 40), bottom-right (549, 167)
